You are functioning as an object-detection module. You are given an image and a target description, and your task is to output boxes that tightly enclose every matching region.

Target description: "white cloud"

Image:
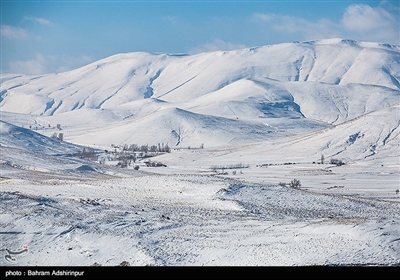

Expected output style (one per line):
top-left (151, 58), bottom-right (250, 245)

top-left (252, 3), bottom-right (400, 44)
top-left (8, 54), bottom-right (94, 75)
top-left (253, 13), bottom-right (340, 41)
top-left (342, 4), bottom-right (395, 31)
top-left (1, 25), bottom-right (28, 39)
top-left (252, 13), bottom-right (275, 22)
top-left (23, 16), bottom-right (53, 26)
top-left (273, 16), bottom-right (340, 39)
top-left (8, 54), bottom-right (47, 75)
top-left (188, 38), bottom-right (247, 54)
top-left (340, 4), bottom-right (399, 44)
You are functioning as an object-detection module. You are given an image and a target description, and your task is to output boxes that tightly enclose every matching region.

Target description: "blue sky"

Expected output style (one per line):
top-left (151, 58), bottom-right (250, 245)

top-left (1, 0), bottom-right (399, 75)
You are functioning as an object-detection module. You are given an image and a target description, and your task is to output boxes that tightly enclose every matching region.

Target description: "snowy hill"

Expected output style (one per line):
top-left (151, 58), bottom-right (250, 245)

top-left (0, 120), bottom-right (115, 176)
top-left (193, 102), bottom-right (400, 165)
top-left (1, 39), bottom-right (400, 268)
top-left (1, 38), bottom-right (399, 152)
top-left (0, 120), bottom-right (79, 155)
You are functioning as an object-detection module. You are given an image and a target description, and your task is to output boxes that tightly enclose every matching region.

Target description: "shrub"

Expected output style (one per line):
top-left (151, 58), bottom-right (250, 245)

top-left (119, 261), bottom-right (130, 266)
top-left (289, 179), bottom-right (301, 189)
top-left (330, 158), bottom-right (345, 166)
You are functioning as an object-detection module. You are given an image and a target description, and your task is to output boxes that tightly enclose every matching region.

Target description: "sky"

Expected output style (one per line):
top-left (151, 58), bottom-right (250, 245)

top-left (1, 0), bottom-right (399, 75)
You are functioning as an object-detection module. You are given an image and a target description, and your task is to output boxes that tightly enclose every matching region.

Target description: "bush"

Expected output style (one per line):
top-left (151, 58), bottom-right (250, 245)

top-left (145, 161), bottom-right (167, 167)
top-left (289, 179), bottom-right (301, 189)
top-left (119, 261), bottom-right (130, 266)
top-left (330, 158), bottom-right (345, 166)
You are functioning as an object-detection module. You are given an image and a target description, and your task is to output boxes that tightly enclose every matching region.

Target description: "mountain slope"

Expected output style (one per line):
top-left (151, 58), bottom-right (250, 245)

top-left (64, 106), bottom-right (327, 148)
top-left (1, 38), bottom-right (399, 149)
top-left (0, 120), bottom-right (80, 155)
top-left (1, 39), bottom-right (399, 116)
top-left (204, 103), bottom-right (400, 165)
top-left (0, 121), bottom-right (105, 175)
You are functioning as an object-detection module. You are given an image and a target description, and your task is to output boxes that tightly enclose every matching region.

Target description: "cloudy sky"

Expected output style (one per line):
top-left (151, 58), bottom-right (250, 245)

top-left (1, 0), bottom-right (399, 75)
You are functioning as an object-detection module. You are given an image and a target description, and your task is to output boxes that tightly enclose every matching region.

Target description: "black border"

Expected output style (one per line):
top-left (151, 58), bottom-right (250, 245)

top-left (1, 266), bottom-right (399, 280)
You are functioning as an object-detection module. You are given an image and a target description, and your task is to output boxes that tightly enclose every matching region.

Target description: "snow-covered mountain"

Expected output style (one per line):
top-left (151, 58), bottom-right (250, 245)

top-left (1, 39), bottom-right (400, 267)
top-left (1, 38), bottom-right (399, 156)
top-left (190, 103), bottom-right (400, 165)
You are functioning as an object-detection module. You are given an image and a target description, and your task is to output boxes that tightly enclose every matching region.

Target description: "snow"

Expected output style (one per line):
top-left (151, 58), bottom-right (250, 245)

top-left (1, 173), bottom-right (399, 266)
top-left (0, 39), bottom-right (399, 267)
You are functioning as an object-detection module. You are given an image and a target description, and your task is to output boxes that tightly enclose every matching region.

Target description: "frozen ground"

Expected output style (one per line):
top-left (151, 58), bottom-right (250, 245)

top-left (1, 160), bottom-right (399, 266)
top-left (0, 102), bottom-right (399, 268)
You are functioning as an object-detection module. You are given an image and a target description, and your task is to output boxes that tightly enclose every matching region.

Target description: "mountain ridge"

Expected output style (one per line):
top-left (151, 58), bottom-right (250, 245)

top-left (0, 38), bottom-right (399, 155)
top-left (1, 39), bottom-right (399, 114)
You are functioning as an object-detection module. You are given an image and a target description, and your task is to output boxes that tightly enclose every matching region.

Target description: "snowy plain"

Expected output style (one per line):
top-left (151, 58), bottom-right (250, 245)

top-left (0, 39), bottom-right (399, 268)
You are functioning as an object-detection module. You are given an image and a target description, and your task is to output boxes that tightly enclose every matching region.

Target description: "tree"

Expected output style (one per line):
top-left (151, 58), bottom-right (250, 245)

top-left (140, 145), bottom-right (149, 153)
top-left (129, 154), bottom-right (136, 164)
top-left (129, 144), bottom-right (138, 151)
top-left (320, 154), bottom-right (325, 164)
top-left (150, 145), bottom-right (157, 153)
top-left (80, 147), bottom-right (97, 160)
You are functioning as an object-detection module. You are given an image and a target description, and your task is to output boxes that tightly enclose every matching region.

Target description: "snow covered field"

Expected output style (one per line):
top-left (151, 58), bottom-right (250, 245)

top-left (1, 149), bottom-right (399, 267)
top-left (1, 39), bottom-right (399, 267)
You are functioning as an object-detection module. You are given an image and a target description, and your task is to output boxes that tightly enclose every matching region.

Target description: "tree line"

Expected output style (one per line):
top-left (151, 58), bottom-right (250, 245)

top-left (77, 143), bottom-right (172, 168)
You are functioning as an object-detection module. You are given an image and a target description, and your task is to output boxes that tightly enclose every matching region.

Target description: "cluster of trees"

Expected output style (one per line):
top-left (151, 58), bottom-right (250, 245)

top-left (115, 151), bottom-right (137, 168)
top-left (210, 163), bottom-right (249, 171)
top-left (106, 143), bottom-right (171, 168)
top-left (115, 143), bottom-right (171, 154)
top-left (320, 154), bottom-right (345, 166)
top-left (144, 160), bottom-right (167, 167)
top-left (330, 158), bottom-right (345, 166)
